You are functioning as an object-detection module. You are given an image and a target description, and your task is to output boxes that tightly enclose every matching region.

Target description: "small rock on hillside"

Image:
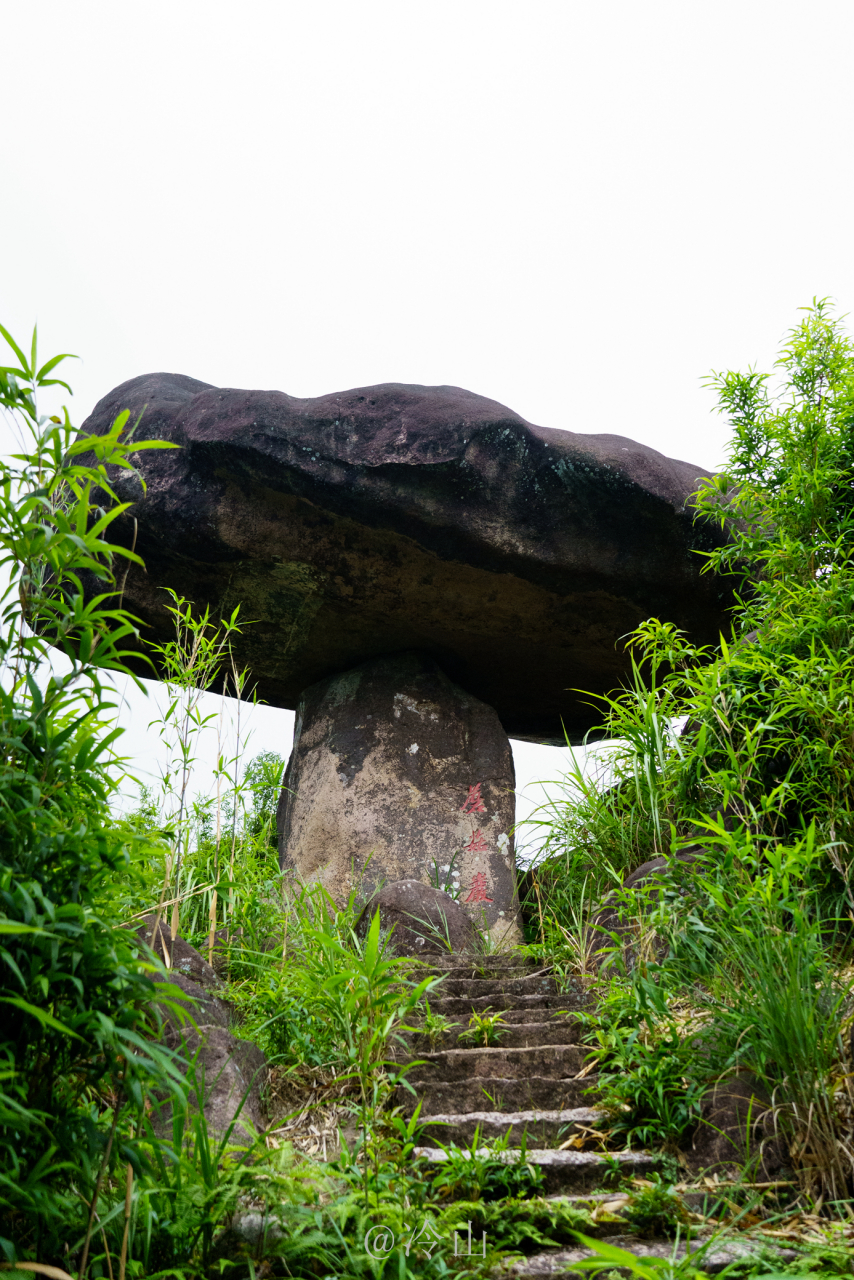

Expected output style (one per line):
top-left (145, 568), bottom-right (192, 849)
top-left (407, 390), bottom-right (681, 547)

top-left (157, 1024), bottom-right (268, 1145)
top-left (355, 880), bottom-right (479, 956)
top-left (134, 916), bottom-right (267, 1142)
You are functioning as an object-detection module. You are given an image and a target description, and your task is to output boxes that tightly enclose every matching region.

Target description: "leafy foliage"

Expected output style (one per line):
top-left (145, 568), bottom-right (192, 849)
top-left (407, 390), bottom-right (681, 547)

top-left (523, 301), bottom-right (854, 1202)
top-left (0, 324), bottom-right (185, 1251)
top-left (622, 1175), bottom-right (690, 1239)
top-left (418, 999), bottom-right (459, 1051)
top-left (590, 1009), bottom-right (704, 1148)
top-left (428, 1134), bottom-right (545, 1203)
top-left (458, 1007), bottom-right (508, 1048)
top-left (430, 1195), bottom-right (596, 1252)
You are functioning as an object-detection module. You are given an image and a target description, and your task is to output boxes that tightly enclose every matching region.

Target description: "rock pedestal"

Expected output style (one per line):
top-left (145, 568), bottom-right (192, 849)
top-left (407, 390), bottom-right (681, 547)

top-left (277, 652), bottom-right (521, 944)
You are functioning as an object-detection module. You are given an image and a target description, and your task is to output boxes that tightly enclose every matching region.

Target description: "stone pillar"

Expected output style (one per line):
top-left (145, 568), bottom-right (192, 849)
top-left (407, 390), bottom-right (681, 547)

top-left (277, 652), bottom-right (521, 945)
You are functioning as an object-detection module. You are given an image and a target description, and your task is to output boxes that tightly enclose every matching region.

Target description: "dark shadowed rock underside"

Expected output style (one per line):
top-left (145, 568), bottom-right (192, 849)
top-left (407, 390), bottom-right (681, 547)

top-left (79, 375), bottom-right (733, 741)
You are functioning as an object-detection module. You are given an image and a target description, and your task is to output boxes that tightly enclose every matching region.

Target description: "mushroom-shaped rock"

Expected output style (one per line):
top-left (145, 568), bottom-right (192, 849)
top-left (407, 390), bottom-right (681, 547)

top-left (77, 375), bottom-right (733, 943)
top-left (79, 374), bottom-right (732, 744)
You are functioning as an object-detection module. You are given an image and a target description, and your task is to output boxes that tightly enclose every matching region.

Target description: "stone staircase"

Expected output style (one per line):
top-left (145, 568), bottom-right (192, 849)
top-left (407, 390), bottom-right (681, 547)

top-left (396, 954), bottom-right (661, 1194)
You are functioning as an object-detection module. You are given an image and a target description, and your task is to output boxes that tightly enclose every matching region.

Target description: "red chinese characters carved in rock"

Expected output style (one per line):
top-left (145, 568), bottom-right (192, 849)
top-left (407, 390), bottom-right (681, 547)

top-left (464, 829), bottom-right (489, 853)
top-left (460, 783), bottom-right (486, 815)
top-left (465, 871), bottom-right (493, 903)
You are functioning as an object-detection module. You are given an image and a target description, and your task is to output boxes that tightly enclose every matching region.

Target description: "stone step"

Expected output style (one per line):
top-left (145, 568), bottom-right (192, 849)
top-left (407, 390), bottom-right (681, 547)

top-left (400, 1074), bottom-right (595, 1114)
top-left (490, 1007), bottom-right (586, 1027)
top-left (412, 957), bottom-right (542, 980)
top-left (413, 1146), bottom-right (660, 1195)
top-left (428, 993), bottom-right (581, 1018)
top-left (227, 1215), bottom-right (798, 1276)
top-left (407, 1044), bottom-right (587, 1084)
top-left (417, 1105), bottom-right (604, 1147)
top-left (403, 1019), bottom-right (581, 1051)
top-left (499, 1232), bottom-right (800, 1277)
top-left (434, 973), bottom-right (559, 999)
top-left (405, 1006), bottom-right (583, 1033)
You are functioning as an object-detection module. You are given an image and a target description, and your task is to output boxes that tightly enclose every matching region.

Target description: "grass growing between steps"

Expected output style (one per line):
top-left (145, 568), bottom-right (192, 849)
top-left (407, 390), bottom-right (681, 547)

top-left (570, 837), bottom-right (854, 1186)
top-left (426, 1132), bottom-right (547, 1202)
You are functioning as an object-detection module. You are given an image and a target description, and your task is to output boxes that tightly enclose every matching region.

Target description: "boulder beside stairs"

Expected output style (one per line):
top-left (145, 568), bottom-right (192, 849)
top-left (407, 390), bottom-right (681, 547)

top-left (135, 915), bottom-right (268, 1143)
top-left (354, 881), bottom-right (479, 956)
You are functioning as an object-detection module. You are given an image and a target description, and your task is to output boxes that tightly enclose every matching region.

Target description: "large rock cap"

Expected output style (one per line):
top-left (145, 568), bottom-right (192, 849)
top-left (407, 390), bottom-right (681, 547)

top-left (81, 375), bottom-right (732, 741)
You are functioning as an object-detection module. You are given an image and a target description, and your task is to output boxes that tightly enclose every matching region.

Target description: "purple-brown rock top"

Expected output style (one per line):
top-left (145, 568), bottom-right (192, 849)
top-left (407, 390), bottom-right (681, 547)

top-left (81, 373), bottom-right (732, 741)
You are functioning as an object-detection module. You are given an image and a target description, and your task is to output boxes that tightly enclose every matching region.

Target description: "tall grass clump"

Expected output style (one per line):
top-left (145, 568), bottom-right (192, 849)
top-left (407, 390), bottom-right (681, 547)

top-left (663, 824), bottom-right (854, 1199)
top-left (519, 645), bottom-right (688, 963)
top-left (119, 593), bottom-right (288, 970)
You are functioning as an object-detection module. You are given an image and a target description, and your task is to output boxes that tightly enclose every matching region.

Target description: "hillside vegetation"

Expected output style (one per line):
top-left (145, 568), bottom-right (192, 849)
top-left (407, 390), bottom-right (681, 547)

top-left (3, 303), bottom-right (854, 1277)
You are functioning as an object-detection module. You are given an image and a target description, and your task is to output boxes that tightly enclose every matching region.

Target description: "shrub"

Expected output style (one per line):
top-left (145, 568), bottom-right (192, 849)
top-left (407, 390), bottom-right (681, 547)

top-left (532, 304), bottom-right (854, 1202)
top-left (0, 323), bottom-right (181, 1254)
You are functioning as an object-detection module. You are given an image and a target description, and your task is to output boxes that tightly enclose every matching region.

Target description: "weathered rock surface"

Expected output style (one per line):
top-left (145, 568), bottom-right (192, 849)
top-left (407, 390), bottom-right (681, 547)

top-left (136, 913), bottom-right (223, 990)
top-left (355, 880), bottom-right (479, 955)
top-left (133, 918), bottom-right (266, 1141)
top-left (154, 971), bottom-right (236, 1032)
top-left (159, 1024), bottom-right (268, 1143)
top-left (686, 1071), bottom-right (786, 1178)
top-left (78, 375), bottom-right (733, 743)
top-left (278, 652), bottom-right (520, 940)
top-left (135, 916), bottom-right (233, 1027)
top-left (587, 850), bottom-right (702, 969)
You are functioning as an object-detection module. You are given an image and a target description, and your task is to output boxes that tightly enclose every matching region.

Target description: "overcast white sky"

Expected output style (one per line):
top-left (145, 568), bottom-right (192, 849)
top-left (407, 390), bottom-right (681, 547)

top-left (3, 1), bottom-right (854, 852)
